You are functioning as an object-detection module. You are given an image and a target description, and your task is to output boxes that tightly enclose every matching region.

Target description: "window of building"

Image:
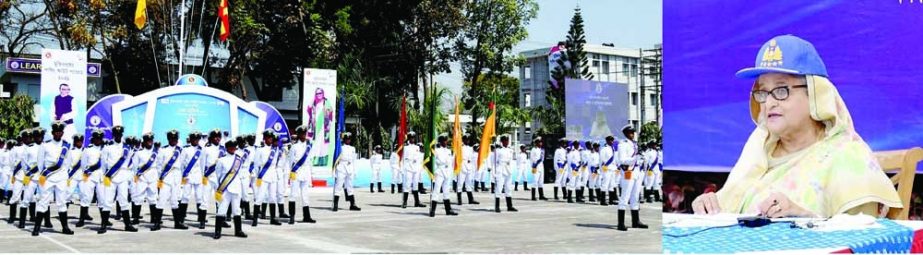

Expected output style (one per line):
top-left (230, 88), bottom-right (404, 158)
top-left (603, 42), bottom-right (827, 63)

top-left (631, 65), bottom-right (638, 77)
top-left (524, 93), bottom-right (532, 107)
top-left (592, 60), bottom-right (599, 67)
top-left (602, 61), bottom-right (610, 74)
top-left (622, 63), bottom-right (630, 76)
top-left (631, 92), bottom-right (638, 106)
top-left (524, 65), bottom-right (531, 80)
top-left (649, 93), bottom-right (657, 106)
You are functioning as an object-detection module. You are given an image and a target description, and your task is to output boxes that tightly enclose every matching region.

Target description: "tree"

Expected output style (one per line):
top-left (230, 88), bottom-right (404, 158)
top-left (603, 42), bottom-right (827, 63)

top-left (0, 95), bottom-right (36, 139)
top-left (0, 0), bottom-right (51, 57)
top-left (536, 6), bottom-right (592, 139)
top-left (639, 121), bottom-right (662, 147)
top-left (456, 0), bottom-right (537, 133)
top-left (462, 74), bottom-right (529, 138)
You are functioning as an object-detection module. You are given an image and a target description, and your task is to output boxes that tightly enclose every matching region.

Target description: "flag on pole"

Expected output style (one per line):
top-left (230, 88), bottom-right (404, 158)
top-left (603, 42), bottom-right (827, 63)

top-left (134, 0), bottom-right (147, 30)
top-left (422, 88), bottom-right (437, 179)
top-left (452, 96), bottom-right (463, 176)
top-left (477, 102), bottom-right (496, 170)
top-left (218, 0), bottom-right (231, 41)
top-left (332, 96), bottom-right (345, 172)
top-left (397, 95), bottom-right (407, 163)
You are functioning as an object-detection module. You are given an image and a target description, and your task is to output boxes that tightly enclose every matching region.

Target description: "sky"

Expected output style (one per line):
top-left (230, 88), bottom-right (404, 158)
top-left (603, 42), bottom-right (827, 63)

top-left (434, 0), bottom-right (663, 97)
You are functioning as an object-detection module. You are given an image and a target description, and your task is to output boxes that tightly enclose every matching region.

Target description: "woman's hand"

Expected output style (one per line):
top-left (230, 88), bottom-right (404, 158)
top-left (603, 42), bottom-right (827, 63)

top-left (757, 192), bottom-right (814, 218)
top-left (692, 192), bottom-right (721, 215)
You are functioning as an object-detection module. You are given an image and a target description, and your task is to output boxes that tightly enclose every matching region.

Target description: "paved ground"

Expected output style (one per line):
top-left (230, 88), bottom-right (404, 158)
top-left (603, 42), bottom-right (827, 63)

top-left (0, 184), bottom-right (661, 253)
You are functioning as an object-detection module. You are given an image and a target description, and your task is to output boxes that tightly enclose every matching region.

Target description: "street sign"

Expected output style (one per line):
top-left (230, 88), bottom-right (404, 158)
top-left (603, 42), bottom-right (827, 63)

top-left (5, 57), bottom-right (101, 77)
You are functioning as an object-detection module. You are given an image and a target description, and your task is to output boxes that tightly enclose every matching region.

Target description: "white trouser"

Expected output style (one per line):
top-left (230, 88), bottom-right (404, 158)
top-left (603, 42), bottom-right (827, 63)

top-left (21, 181), bottom-right (38, 207)
top-left (554, 167), bottom-right (566, 188)
top-left (371, 167), bottom-right (381, 183)
top-left (430, 173), bottom-right (451, 201)
top-left (414, 170), bottom-right (424, 186)
top-left (565, 168), bottom-right (580, 191)
top-left (403, 171), bottom-right (420, 193)
top-left (333, 170), bottom-right (354, 197)
top-left (456, 171), bottom-right (474, 192)
top-left (532, 167), bottom-right (544, 187)
top-left (242, 178), bottom-right (254, 203)
top-left (216, 192), bottom-right (242, 216)
top-left (289, 180), bottom-right (312, 206)
top-left (479, 169), bottom-right (490, 183)
top-left (103, 181), bottom-right (130, 212)
top-left (182, 183), bottom-right (209, 208)
top-left (78, 180), bottom-right (97, 207)
top-left (494, 171), bottom-right (512, 198)
top-left (0, 174), bottom-right (9, 191)
top-left (156, 183), bottom-right (181, 210)
top-left (618, 169), bottom-right (644, 210)
top-left (131, 181), bottom-right (158, 206)
top-left (9, 181), bottom-right (24, 205)
top-left (255, 182), bottom-right (279, 204)
top-left (577, 168), bottom-right (589, 188)
top-left (37, 182), bottom-right (69, 213)
top-left (392, 168), bottom-right (402, 184)
top-left (599, 169), bottom-right (614, 191)
top-left (275, 178), bottom-right (288, 204)
top-left (588, 171), bottom-right (599, 189)
top-left (655, 170), bottom-right (663, 192)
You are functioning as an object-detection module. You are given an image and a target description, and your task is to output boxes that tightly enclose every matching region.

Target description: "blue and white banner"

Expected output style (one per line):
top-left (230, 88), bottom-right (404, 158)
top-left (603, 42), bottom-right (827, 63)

top-left (40, 49), bottom-right (87, 139)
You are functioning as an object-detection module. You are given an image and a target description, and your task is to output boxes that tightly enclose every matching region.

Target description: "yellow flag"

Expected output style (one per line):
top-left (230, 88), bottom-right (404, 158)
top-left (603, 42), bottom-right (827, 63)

top-left (134, 0), bottom-right (147, 30)
top-left (452, 97), bottom-right (463, 176)
top-left (476, 102), bottom-right (496, 170)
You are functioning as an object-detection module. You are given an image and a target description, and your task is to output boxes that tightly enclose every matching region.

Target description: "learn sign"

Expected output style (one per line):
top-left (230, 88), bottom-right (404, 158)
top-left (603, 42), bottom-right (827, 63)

top-left (5, 57), bottom-right (101, 77)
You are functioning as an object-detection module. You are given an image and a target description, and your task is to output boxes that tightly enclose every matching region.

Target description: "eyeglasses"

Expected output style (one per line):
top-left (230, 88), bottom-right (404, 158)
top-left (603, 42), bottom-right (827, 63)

top-left (751, 85), bottom-right (807, 103)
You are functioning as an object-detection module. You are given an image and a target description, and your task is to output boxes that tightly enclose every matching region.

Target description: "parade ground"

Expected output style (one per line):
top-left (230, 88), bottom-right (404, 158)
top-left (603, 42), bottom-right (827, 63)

top-left (0, 184), bottom-right (661, 253)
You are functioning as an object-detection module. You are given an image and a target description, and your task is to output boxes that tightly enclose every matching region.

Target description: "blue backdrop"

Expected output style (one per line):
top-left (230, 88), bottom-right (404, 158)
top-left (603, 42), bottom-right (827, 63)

top-left (664, 0), bottom-right (923, 172)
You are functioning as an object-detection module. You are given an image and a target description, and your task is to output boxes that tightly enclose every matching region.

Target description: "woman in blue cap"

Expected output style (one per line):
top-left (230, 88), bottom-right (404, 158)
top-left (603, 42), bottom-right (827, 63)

top-left (691, 35), bottom-right (901, 218)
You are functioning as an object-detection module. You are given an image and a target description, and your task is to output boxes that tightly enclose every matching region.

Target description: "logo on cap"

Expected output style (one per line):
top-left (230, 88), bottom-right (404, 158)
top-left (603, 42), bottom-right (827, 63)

top-left (760, 40), bottom-right (783, 67)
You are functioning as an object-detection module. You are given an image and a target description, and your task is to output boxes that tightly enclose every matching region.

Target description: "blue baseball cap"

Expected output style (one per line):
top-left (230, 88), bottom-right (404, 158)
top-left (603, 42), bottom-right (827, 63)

top-left (735, 35), bottom-right (828, 79)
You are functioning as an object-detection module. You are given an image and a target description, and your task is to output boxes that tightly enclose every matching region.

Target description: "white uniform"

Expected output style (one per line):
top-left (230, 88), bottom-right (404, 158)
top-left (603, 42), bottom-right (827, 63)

top-left (65, 146), bottom-right (84, 202)
top-left (201, 143), bottom-right (226, 208)
top-left (642, 149), bottom-right (658, 190)
top-left (275, 144), bottom-right (291, 205)
top-left (239, 146), bottom-right (255, 203)
top-left (21, 143), bottom-right (41, 209)
top-left (0, 147), bottom-right (9, 194)
top-left (516, 151), bottom-right (529, 187)
top-left (493, 146), bottom-right (514, 198)
top-left (599, 144), bottom-right (618, 192)
top-left (156, 145), bottom-right (183, 210)
top-left (565, 149), bottom-right (581, 191)
top-left (36, 139), bottom-right (69, 213)
top-left (78, 145), bottom-right (103, 207)
top-left (180, 145), bottom-right (206, 206)
top-left (288, 140), bottom-right (315, 205)
top-left (131, 147), bottom-right (160, 206)
top-left (553, 148), bottom-right (566, 188)
top-left (456, 145), bottom-right (476, 192)
top-left (578, 148), bottom-right (591, 189)
top-left (8, 144), bottom-right (26, 206)
top-left (401, 144), bottom-right (422, 193)
top-left (254, 145), bottom-right (282, 204)
top-left (529, 147), bottom-right (545, 187)
top-left (101, 141), bottom-right (134, 212)
top-left (617, 139), bottom-right (643, 210)
top-left (215, 153), bottom-right (247, 216)
top-left (430, 146), bottom-right (453, 201)
top-left (390, 151), bottom-right (402, 187)
top-left (370, 152), bottom-right (383, 184)
top-left (333, 144), bottom-right (356, 197)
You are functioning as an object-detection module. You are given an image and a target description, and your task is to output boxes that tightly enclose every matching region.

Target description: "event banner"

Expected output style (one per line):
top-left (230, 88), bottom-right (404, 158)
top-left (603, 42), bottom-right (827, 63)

top-left (303, 68), bottom-right (337, 177)
top-left (40, 49), bottom-right (87, 139)
top-left (564, 78), bottom-right (629, 142)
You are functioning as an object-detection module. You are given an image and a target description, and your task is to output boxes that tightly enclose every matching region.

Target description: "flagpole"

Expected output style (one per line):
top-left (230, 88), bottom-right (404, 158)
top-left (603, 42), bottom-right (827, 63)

top-left (202, 15), bottom-right (219, 77)
top-left (178, 0), bottom-right (186, 76)
top-left (150, 31), bottom-right (163, 87)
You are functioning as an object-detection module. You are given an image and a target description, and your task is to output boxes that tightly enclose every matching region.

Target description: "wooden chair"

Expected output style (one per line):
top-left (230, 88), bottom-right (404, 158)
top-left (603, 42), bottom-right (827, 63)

top-left (874, 147), bottom-right (923, 220)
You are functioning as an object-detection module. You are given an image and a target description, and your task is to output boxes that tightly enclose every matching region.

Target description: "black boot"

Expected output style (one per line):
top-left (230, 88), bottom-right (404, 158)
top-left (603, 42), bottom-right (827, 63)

top-left (514, 182), bottom-right (519, 191)
top-left (506, 197), bottom-right (518, 212)
top-left (31, 211), bottom-right (44, 236)
top-left (567, 190), bottom-right (574, 203)
top-left (553, 187), bottom-right (559, 200)
top-left (490, 183), bottom-right (496, 193)
top-left (112, 203), bottom-right (121, 220)
top-left (600, 190), bottom-right (608, 206)
top-left (279, 203), bottom-right (289, 218)
top-left (531, 189), bottom-right (537, 201)
top-left (82, 206), bottom-right (94, 221)
top-left (539, 188), bottom-right (548, 200)
top-left (197, 207), bottom-right (207, 229)
top-left (428, 201), bottom-right (437, 217)
top-left (269, 204), bottom-right (281, 225)
top-left (444, 200), bottom-right (458, 216)
top-left (18, 207), bottom-right (26, 229)
top-left (401, 193), bottom-right (408, 208)
top-left (151, 208), bottom-right (162, 231)
top-left (250, 204), bottom-right (260, 227)
top-left (149, 205), bottom-right (159, 224)
top-left (58, 212), bottom-right (74, 235)
top-left (524, 182), bottom-right (529, 191)
top-left (29, 202), bottom-right (36, 222)
top-left (452, 181), bottom-right (458, 193)
top-left (576, 188), bottom-right (585, 203)
top-left (391, 184), bottom-right (395, 194)
top-left (654, 190), bottom-right (662, 202)
top-left (242, 201), bottom-right (253, 220)
top-left (494, 198), bottom-right (501, 213)
top-left (332, 196), bottom-right (340, 212)
top-left (131, 204), bottom-right (142, 225)
top-left (609, 191), bottom-right (617, 205)
top-left (616, 210), bottom-right (628, 231)
top-left (631, 210), bottom-right (648, 229)
top-left (233, 216), bottom-right (247, 238)
top-left (397, 184), bottom-right (403, 193)
top-left (456, 192), bottom-right (463, 205)
top-left (378, 182), bottom-right (384, 192)
top-left (348, 195), bottom-right (361, 211)
top-left (418, 183), bottom-right (426, 194)
top-left (213, 216), bottom-right (223, 239)
top-left (42, 208), bottom-right (52, 228)
top-left (288, 201), bottom-right (296, 224)
top-left (589, 188), bottom-right (597, 202)
top-left (260, 204), bottom-right (268, 219)
top-left (412, 191), bottom-right (425, 207)
top-left (97, 210), bottom-right (109, 234)
top-left (370, 184), bottom-right (375, 193)
top-left (172, 208), bottom-right (188, 229)
top-left (76, 206), bottom-right (88, 227)
top-left (122, 211), bottom-right (138, 232)
top-left (301, 207), bottom-right (315, 223)
top-left (8, 204), bottom-right (17, 224)
top-left (467, 192), bottom-right (480, 205)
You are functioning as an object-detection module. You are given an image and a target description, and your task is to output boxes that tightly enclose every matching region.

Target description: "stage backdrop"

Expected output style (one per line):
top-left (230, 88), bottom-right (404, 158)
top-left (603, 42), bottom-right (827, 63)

top-left (565, 79), bottom-right (629, 142)
top-left (302, 68), bottom-right (337, 178)
top-left (664, 0), bottom-right (923, 172)
top-left (40, 49), bottom-right (87, 139)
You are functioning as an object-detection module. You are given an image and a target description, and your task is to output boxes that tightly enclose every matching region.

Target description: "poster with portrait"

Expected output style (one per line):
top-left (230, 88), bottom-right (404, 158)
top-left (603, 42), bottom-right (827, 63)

top-left (41, 49), bottom-right (87, 139)
top-left (302, 68), bottom-right (337, 177)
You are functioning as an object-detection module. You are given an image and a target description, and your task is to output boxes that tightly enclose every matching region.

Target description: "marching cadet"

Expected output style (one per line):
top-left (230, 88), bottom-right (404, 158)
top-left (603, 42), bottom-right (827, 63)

top-left (401, 132), bottom-right (425, 208)
top-left (587, 142), bottom-right (601, 203)
top-left (152, 130), bottom-right (187, 230)
top-left (0, 138), bottom-right (8, 204)
top-left (577, 141), bottom-right (593, 203)
top-left (253, 129), bottom-right (283, 226)
top-left (565, 141), bottom-right (581, 203)
top-left (530, 137), bottom-right (547, 201)
top-left (237, 135), bottom-right (255, 221)
top-left (178, 132), bottom-right (204, 229)
top-left (33, 121), bottom-right (74, 236)
top-left (390, 139), bottom-right (403, 194)
top-left (130, 132), bottom-right (159, 227)
top-left (99, 126), bottom-right (138, 233)
top-left (598, 136), bottom-right (617, 206)
top-left (553, 139), bottom-right (567, 200)
top-left (201, 129), bottom-right (229, 229)
top-left (65, 134), bottom-right (86, 222)
top-left (287, 126), bottom-right (317, 224)
top-left (456, 135), bottom-right (479, 205)
top-left (515, 144), bottom-right (529, 192)
top-left (430, 134), bottom-right (458, 217)
top-left (486, 144), bottom-right (496, 194)
top-left (76, 129), bottom-right (103, 227)
top-left (8, 131), bottom-right (28, 227)
top-left (333, 132), bottom-right (360, 212)
top-left (616, 125), bottom-right (647, 231)
top-left (276, 136), bottom-right (292, 220)
top-left (642, 142), bottom-right (662, 203)
top-left (493, 136), bottom-right (517, 213)
top-left (370, 145), bottom-right (384, 193)
top-left (21, 128), bottom-right (42, 227)
top-left (212, 140), bottom-right (248, 239)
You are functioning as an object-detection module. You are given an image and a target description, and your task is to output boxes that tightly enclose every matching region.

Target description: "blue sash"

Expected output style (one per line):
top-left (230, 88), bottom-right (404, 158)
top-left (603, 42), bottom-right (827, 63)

top-left (181, 147), bottom-right (202, 177)
top-left (203, 146), bottom-right (226, 178)
top-left (83, 160), bottom-right (101, 175)
top-left (67, 156), bottom-right (83, 178)
top-left (532, 150), bottom-right (544, 168)
top-left (291, 143), bottom-right (312, 173)
top-left (41, 142), bottom-right (70, 176)
top-left (159, 146), bottom-right (181, 180)
top-left (136, 148), bottom-right (159, 177)
top-left (104, 145), bottom-right (130, 178)
top-left (217, 156), bottom-right (242, 194)
top-left (257, 148), bottom-right (277, 179)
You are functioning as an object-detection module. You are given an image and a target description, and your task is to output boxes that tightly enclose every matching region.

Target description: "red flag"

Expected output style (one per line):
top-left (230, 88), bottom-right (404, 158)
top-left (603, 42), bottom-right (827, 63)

top-left (218, 0), bottom-right (230, 41)
top-left (397, 95), bottom-right (408, 162)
